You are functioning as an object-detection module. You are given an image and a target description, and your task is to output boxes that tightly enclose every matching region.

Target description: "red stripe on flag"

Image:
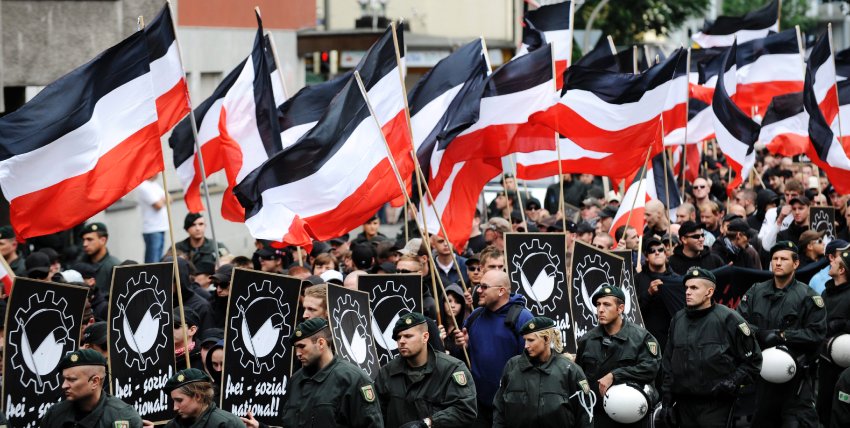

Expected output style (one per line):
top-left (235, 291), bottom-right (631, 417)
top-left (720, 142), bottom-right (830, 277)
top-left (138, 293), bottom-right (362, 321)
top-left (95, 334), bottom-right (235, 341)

top-left (555, 60), bottom-right (567, 90)
top-left (765, 133), bottom-right (810, 157)
top-left (438, 157), bottom-right (503, 251)
top-left (821, 83), bottom-right (840, 126)
top-left (10, 123), bottom-right (163, 238)
top-left (216, 107), bottom-right (247, 222)
top-left (383, 111), bottom-right (415, 208)
top-left (155, 79), bottom-right (191, 135)
top-left (531, 103), bottom-right (663, 152)
top-left (0, 274), bottom-right (11, 296)
top-left (183, 137), bottom-right (229, 213)
top-left (725, 155), bottom-right (746, 194)
top-left (736, 81), bottom-right (803, 115)
top-left (662, 102), bottom-right (689, 136)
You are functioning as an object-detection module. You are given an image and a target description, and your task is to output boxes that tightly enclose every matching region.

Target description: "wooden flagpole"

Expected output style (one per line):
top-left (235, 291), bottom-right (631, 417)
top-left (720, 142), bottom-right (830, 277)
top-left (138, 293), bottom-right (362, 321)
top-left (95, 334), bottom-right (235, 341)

top-left (265, 31), bottom-right (290, 99)
top-left (509, 155), bottom-right (528, 228)
top-left (681, 47), bottom-right (691, 195)
top-left (607, 35), bottom-right (617, 56)
top-left (163, 0), bottom-right (221, 268)
top-left (354, 70), bottom-right (470, 366)
top-left (829, 23), bottom-right (845, 143)
top-left (140, 10), bottom-right (190, 369)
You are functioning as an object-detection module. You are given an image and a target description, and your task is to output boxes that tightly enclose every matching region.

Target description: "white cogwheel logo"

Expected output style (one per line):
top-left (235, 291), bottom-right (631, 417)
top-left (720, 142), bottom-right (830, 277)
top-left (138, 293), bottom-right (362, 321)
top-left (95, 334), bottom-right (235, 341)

top-left (332, 294), bottom-right (377, 376)
top-left (369, 281), bottom-right (416, 365)
top-left (511, 239), bottom-right (565, 313)
top-left (230, 280), bottom-right (291, 374)
top-left (619, 265), bottom-right (635, 319)
top-left (573, 254), bottom-right (615, 325)
top-left (9, 290), bottom-right (75, 394)
top-left (112, 272), bottom-right (169, 370)
top-left (813, 209), bottom-right (833, 237)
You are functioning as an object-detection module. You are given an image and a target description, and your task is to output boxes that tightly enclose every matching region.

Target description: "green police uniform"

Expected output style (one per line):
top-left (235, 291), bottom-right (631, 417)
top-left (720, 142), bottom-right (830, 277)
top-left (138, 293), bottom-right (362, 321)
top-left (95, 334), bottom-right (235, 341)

top-left (41, 350), bottom-right (143, 428)
top-left (576, 322), bottom-right (661, 427)
top-left (831, 366), bottom-right (850, 428)
top-left (164, 368), bottom-right (243, 428)
top-left (737, 279), bottom-right (826, 426)
top-left (493, 317), bottom-right (593, 428)
top-left (175, 237), bottom-right (228, 269)
top-left (78, 223), bottom-right (121, 292)
top-left (375, 313), bottom-right (477, 427)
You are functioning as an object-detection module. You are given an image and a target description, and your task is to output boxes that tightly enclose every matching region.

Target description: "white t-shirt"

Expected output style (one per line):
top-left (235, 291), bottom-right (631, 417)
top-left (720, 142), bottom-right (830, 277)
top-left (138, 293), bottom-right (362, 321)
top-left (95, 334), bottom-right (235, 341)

top-left (136, 180), bottom-right (168, 233)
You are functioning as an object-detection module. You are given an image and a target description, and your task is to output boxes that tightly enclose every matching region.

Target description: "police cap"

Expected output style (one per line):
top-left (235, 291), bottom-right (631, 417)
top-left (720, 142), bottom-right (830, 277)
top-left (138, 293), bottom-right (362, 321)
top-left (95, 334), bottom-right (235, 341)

top-left (165, 368), bottom-right (212, 393)
top-left (292, 318), bottom-right (329, 342)
top-left (684, 267), bottom-right (716, 286)
top-left (81, 222), bottom-right (108, 236)
top-left (392, 312), bottom-right (427, 340)
top-left (520, 316), bottom-right (556, 335)
top-left (58, 349), bottom-right (107, 370)
top-left (770, 241), bottom-right (798, 257)
top-left (592, 285), bottom-right (626, 305)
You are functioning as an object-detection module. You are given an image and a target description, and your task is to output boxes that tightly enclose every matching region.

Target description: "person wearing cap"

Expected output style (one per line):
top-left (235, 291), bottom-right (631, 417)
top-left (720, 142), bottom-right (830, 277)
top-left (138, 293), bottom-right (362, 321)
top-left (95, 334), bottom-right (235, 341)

top-left (164, 368), bottom-right (242, 427)
top-left (82, 321), bottom-right (109, 359)
top-left (171, 257), bottom-right (215, 333)
top-left (374, 312), bottom-right (477, 427)
top-left (524, 198), bottom-right (545, 225)
top-left (352, 215), bottom-right (388, 246)
top-left (454, 269), bottom-right (532, 427)
top-left (320, 269), bottom-right (344, 286)
top-left (256, 246), bottom-right (286, 274)
top-left (712, 219), bottom-right (761, 270)
top-left (209, 264), bottom-right (233, 328)
top-left (737, 241), bottom-right (826, 426)
top-left (636, 237), bottom-right (674, 353)
top-left (25, 250), bottom-right (52, 280)
top-left (659, 267), bottom-right (762, 427)
top-left (817, 245), bottom-right (850, 426)
top-left (351, 242), bottom-right (378, 272)
top-left (198, 327), bottom-right (225, 367)
top-left (811, 239), bottom-right (850, 294)
top-left (0, 225), bottom-right (26, 276)
top-left (798, 229), bottom-right (826, 268)
top-left (174, 308), bottom-right (204, 370)
top-left (575, 285), bottom-right (661, 427)
top-left (668, 221), bottom-right (725, 275)
top-left (245, 318), bottom-right (383, 427)
top-left (41, 349), bottom-right (142, 428)
top-left (77, 222), bottom-right (122, 292)
top-left (484, 218), bottom-right (511, 250)
top-left (596, 206), bottom-right (618, 236)
top-left (176, 213), bottom-right (229, 270)
top-left (493, 316), bottom-right (593, 427)
top-left (464, 255), bottom-right (482, 289)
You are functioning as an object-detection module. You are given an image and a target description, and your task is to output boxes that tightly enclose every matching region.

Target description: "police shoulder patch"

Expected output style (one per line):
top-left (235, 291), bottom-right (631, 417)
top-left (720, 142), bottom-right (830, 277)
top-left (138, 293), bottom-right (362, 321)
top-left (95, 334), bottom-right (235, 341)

top-left (452, 371), bottom-right (468, 386)
top-left (738, 323), bottom-right (751, 336)
top-left (114, 422), bottom-right (129, 428)
top-left (361, 385), bottom-right (376, 402)
top-left (579, 379), bottom-right (590, 394)
top-left (647, 341), bottom-right (658, 356)
top-left (741, 294), bottom-right (748, 302)
top-left (839, 390), bottom-right (850, 404)
top-left (813, 296), bottom-right (825, 308)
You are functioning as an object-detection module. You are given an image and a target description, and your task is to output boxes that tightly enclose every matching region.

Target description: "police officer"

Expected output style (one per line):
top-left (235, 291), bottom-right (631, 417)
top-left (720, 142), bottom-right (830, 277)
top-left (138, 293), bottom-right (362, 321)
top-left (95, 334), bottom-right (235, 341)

top-left (78, 222), bottom-right (121, 292)
top-left (41, 349), bottom-right (142, 427)
top-left (660, 267), bottom-right (762, 428)
top-left (818, 245), bottom-right (850, 426)
top-left (831, 365), bottom-right (850, 427)
top-left (737, 241), bottom-right (826, 427)
top-left (375, 312), bottom-right (477, 427)
top-left (493, 316), bottom-right (594, 428)
top-left (164, 368), bottom-right (243, 427)
top-left (242, 318), bottom-right (383, 428)
top-left (576, 285), bottom-right (661, 427)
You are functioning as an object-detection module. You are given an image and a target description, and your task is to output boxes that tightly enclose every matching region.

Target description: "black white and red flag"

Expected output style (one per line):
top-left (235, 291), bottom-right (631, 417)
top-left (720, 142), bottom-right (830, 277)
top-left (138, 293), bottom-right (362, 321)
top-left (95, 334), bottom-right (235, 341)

top-left (234, 26), bottom-right (412, 247)
top-left (516, 1), bottom-right (572, 88)
top-left (712, 41), bottom-right (759, 193)
top-left (0, 32), bottom-right (163, 238)
top-left (809, 32), bottom-right (842, 133)
top-left (803, 62), bottom-right (850, 194)
top-left (692, 0), bottom-right (780, 48)
top-left (760, 91), bottom-right (808, 156)
top-left (144, 3), bottom-right (191, 136)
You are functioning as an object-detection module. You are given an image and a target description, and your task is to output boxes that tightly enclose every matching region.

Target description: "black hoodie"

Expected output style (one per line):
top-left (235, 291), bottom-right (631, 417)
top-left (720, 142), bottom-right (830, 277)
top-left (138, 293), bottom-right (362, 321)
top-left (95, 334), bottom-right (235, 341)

top-left (668, 245), bottom-right (725, 275)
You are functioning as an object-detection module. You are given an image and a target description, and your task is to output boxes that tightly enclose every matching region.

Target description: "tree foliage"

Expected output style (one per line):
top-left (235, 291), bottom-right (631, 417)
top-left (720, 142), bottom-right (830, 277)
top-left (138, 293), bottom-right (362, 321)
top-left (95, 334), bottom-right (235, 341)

top-left (573, 0), bottom-right (710, 45)
top-left (722, 0), bottom-right (815, 32)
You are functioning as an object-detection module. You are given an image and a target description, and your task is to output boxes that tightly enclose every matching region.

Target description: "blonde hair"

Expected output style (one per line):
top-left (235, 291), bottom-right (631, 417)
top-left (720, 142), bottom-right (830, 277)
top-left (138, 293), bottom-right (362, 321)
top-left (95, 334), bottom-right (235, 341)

top-left (536, 328), bottom-right (563, 353)
top-left (177, 381), bottom-right (214, 406)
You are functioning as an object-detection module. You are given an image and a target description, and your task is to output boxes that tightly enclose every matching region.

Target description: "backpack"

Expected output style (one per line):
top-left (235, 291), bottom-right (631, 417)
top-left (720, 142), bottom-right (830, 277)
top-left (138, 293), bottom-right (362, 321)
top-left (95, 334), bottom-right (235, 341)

top-left (465, 303), bottom-right (525, 339)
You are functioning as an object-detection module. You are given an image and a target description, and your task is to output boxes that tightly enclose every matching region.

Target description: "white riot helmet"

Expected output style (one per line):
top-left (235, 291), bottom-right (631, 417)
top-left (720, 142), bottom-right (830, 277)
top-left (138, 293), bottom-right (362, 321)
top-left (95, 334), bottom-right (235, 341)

top-left (760, 347), bottom-right (797, 383)
top-left (604, 384), bottom-right (650, 423)
top-left (828, 334), bottom-right (850, 368)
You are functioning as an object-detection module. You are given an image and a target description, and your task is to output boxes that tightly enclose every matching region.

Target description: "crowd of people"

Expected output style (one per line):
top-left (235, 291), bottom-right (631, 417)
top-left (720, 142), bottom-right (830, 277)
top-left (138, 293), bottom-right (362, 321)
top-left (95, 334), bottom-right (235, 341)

top-left (3, 148), bottom-right (850, 427)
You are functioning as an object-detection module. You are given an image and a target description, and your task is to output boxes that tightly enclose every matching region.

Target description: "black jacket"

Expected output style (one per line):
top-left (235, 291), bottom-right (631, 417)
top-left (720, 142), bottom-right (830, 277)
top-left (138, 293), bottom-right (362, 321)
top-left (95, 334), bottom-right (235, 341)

top-left (668, 246), bottom-right (725, 275)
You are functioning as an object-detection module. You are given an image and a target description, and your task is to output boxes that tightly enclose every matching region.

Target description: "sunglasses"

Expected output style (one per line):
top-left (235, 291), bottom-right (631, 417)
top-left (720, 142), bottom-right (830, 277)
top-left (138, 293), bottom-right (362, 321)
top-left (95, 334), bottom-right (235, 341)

top-left (467, 265), bottom-right (481, 272)
top-left (694, 185), bottom-right (707, 189)
top-left (477, 283), bottom-right (501, 291)
top-left (685, 233), bottom-right (704, 239)
top-left (397, 269), bottom-right (418, 274)
top-left (647, 247), bottom-right (665, 255)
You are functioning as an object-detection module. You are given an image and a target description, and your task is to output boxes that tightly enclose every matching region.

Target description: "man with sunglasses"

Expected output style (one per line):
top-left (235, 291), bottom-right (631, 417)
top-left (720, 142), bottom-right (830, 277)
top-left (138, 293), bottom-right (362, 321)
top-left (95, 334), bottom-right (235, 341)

top-left (668, 221), bottom-right (725, 275)
top-left (636, 237), bottom-right (674, 353)
top-left (798, 230), bottom-right (826, 268)
top-left (453, 269), bottom-right (532, 428)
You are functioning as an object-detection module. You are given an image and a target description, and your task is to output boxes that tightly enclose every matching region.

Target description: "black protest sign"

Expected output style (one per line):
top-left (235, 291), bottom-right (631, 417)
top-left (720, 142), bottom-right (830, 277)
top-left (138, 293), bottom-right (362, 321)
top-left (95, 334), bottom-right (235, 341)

top-left (3, 278), bottom-right (89, 428)
top-left (570, 240), bottom-right (624, 342)
top-left (222, 268), bottom-right (302, 425)
top-left (359, 274), bottom-right (422, 365)
top-left (810, 207), bottom-right (836, 239)
top-left (327, 284), bottom-right (380, 378)
top-left (612, 250), bottom-right (645, 327)
top-left (108, 263), bottom-right (175, 423)
top-left (505, 233), bottom-right (574, 352)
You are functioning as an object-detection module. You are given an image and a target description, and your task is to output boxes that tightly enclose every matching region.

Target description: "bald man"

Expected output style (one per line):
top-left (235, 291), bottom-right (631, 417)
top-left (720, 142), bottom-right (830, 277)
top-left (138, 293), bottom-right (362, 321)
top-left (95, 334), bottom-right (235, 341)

top-left (454, 269), bottom-right (533, 427)
top-left (644, 200), bottom-right (670, 237)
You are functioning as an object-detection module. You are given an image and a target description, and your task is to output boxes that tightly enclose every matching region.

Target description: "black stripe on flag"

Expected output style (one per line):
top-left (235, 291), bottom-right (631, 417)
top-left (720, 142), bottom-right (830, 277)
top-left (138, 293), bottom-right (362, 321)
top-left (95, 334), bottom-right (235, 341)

top-left (699, 30), bottom-right (795, 84)
top-left (808, 33), bottom-right (832, 74)
top-left (564, 48), bottom-right (688, 104)
top-left (251, 13), bottom-right (283, 158)
top-left (408, 40), bottom-right (486, 118)
top-left (234, 76), bottom-right (371, 219)
top-left (143, 4), bottom-right (175, 61)
top-left (356, 25), bottom-right (403, 91)
top-left (713, 43), bottom-right (760, 148)
top-left (839, 80), bottom-right (850, 106)
top-left (762, 91), bottom-right (804, 126)
top-left (804, 65), bottom-right (836, 162)
top-left (279, 71), bottom-right (352, 132)
top-left (574, 37), bottom-right (618, 71)
top-left (0, 32), bottom-right (150, 162)
top-left (689, 98), bottom-right (711, 118)
top-left (700, 0), bottom-right (778, 35)
top-left (836, 47), bottom-right (850, 79)
top-left (525, 1), bottom-right (571, 32)
top-left (168, 58), bottom-right (246, 167)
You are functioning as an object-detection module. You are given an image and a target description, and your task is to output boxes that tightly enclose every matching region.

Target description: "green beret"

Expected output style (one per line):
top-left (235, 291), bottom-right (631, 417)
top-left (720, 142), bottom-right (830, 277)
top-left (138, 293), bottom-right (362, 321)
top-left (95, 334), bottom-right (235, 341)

top-left (592, 285), bottom-right (626, 305)
top-left (58, 349), bottom-right (107, 370)
top-left (392, 312), bottom-right (427, 340)
top-left (520, 316), bottom-right (556, 335)
top-left (0, 225), bottom-right (14, 240)
top-left (81, 222), bottom-right (108, 236)
top-left (164, 368), bottom-right (212, 393)
top-left (684, 267), bottom-right (716, 285)
top-left (292, 318), bottom-right (329, 342)
top-left (770, 241), bottom-right (798, 256)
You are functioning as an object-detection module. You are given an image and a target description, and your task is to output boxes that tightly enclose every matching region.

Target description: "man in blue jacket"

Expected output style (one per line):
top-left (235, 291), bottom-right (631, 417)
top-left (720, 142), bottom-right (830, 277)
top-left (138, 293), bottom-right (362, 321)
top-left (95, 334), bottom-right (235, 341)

top-left (454, 268), bottom-right (533, 427)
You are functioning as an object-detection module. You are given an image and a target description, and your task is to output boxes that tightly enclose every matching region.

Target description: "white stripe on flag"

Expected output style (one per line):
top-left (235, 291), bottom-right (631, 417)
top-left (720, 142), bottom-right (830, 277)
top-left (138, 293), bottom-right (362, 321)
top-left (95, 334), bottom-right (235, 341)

top-left (150, 41), bottom-right (183, 97)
